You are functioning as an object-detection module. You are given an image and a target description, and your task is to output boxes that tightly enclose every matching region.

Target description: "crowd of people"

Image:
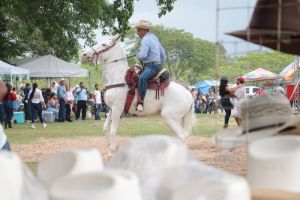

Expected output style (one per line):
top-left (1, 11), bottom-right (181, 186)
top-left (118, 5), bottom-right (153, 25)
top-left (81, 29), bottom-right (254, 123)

top-left (0, 78), bottom-right (109, 130)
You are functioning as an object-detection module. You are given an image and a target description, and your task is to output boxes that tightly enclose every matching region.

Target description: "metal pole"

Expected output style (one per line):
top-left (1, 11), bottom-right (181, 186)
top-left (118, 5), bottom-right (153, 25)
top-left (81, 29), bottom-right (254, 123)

top-left (277, 0), bottom-right (282, 51)
top-left (215, 0), bottom-right (220, 79)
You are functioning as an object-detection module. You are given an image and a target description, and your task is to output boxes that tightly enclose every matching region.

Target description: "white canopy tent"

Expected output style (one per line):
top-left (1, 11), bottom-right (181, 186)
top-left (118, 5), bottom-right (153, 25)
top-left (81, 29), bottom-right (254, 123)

top-left (18, 55), bottom-right (89, 78)
top-left (0, 60), bottom-right (30, 83)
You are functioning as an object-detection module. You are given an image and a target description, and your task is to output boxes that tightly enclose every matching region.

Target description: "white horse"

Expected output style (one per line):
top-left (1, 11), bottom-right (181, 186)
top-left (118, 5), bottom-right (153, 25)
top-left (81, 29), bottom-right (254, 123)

top-left (82, 37), bottom-right (195, 155)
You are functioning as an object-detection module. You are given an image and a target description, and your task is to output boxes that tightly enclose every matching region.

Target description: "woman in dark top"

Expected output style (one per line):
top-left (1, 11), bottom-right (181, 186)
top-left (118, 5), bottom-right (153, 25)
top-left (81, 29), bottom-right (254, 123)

top-left (219, 76), bottom-right (237, 128)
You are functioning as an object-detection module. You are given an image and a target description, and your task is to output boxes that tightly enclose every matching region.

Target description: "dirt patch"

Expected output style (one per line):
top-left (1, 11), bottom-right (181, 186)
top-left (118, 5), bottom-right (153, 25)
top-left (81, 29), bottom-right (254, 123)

top-left (13, 136), bottom-right (246, 175)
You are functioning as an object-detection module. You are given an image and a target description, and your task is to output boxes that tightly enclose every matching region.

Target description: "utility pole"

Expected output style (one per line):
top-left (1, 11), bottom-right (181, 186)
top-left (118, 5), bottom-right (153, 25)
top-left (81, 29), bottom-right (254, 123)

top-left (215, 0), bottom-right (220, 80)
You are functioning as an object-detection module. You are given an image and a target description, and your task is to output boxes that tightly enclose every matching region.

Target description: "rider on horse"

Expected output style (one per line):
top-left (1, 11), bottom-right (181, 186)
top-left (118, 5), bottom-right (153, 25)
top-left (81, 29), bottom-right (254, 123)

top-left (134, 20), bottom-right (166, 112)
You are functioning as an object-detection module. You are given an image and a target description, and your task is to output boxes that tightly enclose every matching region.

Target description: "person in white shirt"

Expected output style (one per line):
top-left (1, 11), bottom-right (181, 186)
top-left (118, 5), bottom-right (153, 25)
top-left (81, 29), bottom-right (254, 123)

top-left (65, 85), bottom-right (74, 122)
top-left (93, 84), bottom-right (102, 120)
top-left (28, 83), bottom-right (46, 129)
top-left (50, 81), bottom-right (58, 94)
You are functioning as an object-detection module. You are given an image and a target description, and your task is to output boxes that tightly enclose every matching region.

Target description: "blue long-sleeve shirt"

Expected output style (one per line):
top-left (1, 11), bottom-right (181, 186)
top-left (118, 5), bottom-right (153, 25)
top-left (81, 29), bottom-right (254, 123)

top-left (137, 32), bottom-right (166, 65)
top-left (57, 85), bottom-right (67, 99)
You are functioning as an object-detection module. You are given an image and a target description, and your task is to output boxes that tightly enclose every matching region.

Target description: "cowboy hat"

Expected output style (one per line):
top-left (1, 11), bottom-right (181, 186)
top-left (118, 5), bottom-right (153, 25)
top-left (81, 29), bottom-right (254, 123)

top-left (133, 20), bottom-right (151, 30)
top-left (215, 93), bottom-right (297, 149)
top-left (142, 161), bottom-right (250, 200)
top-left (0, 151), bottom-right (48, 200)
top-left (251, 188), bottom-right (300, 200)
top-left (107, 135), bottom-right (193, 180)
top-left (247, 136), bottom-right (300, 193)
top-left (37, 149), bottom-right (103, 188)
top-left (49, 169), bottom-right (142, 200)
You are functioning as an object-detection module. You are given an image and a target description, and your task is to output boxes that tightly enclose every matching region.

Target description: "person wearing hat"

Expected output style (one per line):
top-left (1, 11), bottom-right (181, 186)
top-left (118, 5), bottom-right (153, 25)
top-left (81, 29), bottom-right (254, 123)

top-left (134, 20), bottom-right (166, 112)
top-left (57, 78), bottom-right (67, 122)
top-left (231, 77), bottom-right (246, 126)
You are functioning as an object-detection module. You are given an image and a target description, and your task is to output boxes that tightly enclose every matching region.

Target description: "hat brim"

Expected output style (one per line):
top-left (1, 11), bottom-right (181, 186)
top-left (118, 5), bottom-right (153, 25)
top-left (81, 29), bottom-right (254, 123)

top-left (251, 188), bottom-right (300, 200)
top-left (275, 116), bottom-right (300, 136)
top-left (214, 127), bottom-right (278, 149)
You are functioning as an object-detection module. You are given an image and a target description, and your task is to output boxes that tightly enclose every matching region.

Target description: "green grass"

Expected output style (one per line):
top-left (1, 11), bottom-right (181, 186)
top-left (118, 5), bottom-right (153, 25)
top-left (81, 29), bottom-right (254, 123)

top-left (5, 113), bottom-right (236, 144)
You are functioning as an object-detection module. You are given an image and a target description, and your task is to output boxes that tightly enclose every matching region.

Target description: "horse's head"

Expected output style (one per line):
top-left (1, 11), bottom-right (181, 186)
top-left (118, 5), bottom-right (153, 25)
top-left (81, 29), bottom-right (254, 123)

top-left (81, 36), bottom-right (121, 65)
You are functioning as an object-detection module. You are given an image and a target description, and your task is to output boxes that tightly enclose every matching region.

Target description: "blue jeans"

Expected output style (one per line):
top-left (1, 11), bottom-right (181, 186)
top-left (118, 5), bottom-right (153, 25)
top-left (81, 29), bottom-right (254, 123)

top-left (94, 103), bottom-right (101, 120)
top-left (58, 98), bottom-right (66, 122)
top-left (2, 140), bottom-right (11, 151)
top-left (138, 64), bottom-right (161, 101)
top-left (0, 103), bottom-right (5, 123)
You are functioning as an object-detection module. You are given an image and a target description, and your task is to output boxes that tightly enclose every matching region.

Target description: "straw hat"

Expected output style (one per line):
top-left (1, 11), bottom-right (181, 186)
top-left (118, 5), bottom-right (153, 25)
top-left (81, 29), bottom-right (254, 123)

top-left (49, 169), bottom-right (142, 200)
top-left (215, 94), bottom-right (297, 149)
top-left (247, 136), bottom-right (300, 193)
top-left (134, 20), bottom-right (151, 29)
top-left (37, 149), bottom-right (103, 188)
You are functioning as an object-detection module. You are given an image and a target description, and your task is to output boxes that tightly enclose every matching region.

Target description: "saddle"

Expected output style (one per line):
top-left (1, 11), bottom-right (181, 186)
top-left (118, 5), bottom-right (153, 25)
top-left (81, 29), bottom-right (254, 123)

top-left (124, 65), bottom-right (170, 113)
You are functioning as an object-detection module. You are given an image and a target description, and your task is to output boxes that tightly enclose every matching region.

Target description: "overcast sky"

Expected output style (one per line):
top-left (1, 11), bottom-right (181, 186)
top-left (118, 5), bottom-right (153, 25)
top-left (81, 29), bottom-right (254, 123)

top-left (92, 0), bottom-right (260, 55)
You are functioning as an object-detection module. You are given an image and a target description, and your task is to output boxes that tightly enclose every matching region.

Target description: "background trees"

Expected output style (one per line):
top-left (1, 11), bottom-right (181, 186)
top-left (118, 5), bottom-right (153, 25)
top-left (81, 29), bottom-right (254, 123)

top-left (0, 0), bottom-right (177, 62)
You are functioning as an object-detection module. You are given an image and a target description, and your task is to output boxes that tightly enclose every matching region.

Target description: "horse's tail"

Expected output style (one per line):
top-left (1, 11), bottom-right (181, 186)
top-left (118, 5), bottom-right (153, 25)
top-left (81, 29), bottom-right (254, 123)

top-left (182, 101), bottom-right (196, 137)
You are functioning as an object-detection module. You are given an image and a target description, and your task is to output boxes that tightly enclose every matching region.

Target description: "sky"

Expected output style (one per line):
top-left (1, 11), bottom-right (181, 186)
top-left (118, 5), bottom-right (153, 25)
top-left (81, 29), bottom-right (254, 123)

top-left (93, 0), bottom-right (260, 55)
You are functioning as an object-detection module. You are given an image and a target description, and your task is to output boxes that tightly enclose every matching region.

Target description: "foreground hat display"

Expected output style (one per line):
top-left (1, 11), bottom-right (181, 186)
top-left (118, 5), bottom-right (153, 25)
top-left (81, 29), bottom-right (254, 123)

top-left (0, 151), bottom-right (48, 200)
top-left (215, 94), bottom-right (296, 149)
top-left (142, 161), bottom-right (250, 200)
top-left (107, 135), bottom-right (193, 180)
top-left (247, 136), bottom-right (300, 193)
top-left (37, 149), bottom-right (103, 188)
top-left (49, 169), bottom-right (142, 200)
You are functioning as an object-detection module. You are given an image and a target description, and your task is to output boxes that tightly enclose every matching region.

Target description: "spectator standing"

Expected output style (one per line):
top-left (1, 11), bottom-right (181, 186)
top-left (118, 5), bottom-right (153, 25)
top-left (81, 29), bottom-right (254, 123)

top-left (23, 83), bottom-right (31, 121)
top-left (3, 83), bottom-right (16, 129)
top-left (57, 79), bottom-right (67, 122)
top-left (28, 83), bottom-right (46, 129)
top-left (75, 82), bottom-right (88, 121)
top-left (231, 77), bottom-right (246, 126)
top-left (65, 86), bottom-right (74, 122)
top-left (0, 80), bottom-right (11, 150)
top-left (219, 76), bottom-right (240, 129)
top-left (93, 84), bottom-right (102, 120)
top-left (51, 81), bottom-right (58, 94)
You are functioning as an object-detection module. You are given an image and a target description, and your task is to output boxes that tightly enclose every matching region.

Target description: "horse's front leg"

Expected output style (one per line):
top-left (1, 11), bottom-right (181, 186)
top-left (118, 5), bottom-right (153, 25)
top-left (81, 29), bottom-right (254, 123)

top-left (107, 107), bottom-right (123, 156)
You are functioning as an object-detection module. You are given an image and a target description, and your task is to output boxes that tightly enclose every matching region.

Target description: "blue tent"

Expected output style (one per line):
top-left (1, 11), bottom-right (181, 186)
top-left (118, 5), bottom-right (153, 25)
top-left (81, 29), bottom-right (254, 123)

top-left (194, 80), bottom-right (217, 94)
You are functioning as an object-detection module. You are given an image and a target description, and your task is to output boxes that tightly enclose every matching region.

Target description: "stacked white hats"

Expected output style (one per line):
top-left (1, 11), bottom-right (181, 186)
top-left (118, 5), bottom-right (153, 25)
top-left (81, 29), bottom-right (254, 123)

top-left (0, 151), bottom-right (48, 200)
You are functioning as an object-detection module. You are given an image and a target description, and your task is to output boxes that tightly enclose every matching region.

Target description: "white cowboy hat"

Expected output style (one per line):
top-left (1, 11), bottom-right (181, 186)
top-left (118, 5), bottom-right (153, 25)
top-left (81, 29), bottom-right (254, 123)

top-left (247, 136), bottom-right (300, 193)
top-left (0, 151), bottom-right (48, 200)
top-left (37, 149), bottom-right (103, 188)
top-left (49, 169), bottom-right (142, 200)
top-left (214, 93), bottom-right (299, 149)
top-left (107, 135), bottom-right (193, 180)
top-left (133, 20), bottom-right (151, 29)
top-left (142, 161), bottom-right (250, 200)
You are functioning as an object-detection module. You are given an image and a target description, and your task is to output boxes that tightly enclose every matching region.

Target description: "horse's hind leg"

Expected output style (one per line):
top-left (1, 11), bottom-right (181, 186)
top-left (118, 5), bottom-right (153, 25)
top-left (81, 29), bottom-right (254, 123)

top-left (161, 113), bottom-right (188, 142)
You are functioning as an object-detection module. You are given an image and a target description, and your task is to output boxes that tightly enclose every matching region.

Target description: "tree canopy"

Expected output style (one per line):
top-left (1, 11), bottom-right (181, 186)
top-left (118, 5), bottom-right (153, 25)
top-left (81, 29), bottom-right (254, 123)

top-left (0, 0), bottom-right (177, 62)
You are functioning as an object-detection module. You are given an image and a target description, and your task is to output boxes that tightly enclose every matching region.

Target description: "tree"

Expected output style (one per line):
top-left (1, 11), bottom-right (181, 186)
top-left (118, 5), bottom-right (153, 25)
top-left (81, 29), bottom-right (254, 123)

top-left (0, 0), bottom-right (177, 62)
top-left (124, 25), bottom-right (224, 84)
top-left (220, 51), bottom-right (294, 80)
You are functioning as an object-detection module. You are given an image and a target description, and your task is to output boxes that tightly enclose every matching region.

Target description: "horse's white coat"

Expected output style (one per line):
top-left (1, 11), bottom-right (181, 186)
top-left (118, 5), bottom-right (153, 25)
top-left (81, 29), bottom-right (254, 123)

top-left (82, 38), bottom-right (196, 155)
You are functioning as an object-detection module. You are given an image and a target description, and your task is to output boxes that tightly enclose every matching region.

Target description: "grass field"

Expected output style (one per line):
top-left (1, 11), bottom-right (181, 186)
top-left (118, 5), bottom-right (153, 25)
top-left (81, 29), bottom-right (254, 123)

top-left (5, 113), bottom-right (232, 144)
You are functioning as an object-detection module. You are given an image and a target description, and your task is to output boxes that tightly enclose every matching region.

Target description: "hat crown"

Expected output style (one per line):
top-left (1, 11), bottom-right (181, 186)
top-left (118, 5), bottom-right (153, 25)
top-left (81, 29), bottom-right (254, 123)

top-left (241, 94), bottom-right (292, 133)
top-left (134, 20), bottom-right (151, 29)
